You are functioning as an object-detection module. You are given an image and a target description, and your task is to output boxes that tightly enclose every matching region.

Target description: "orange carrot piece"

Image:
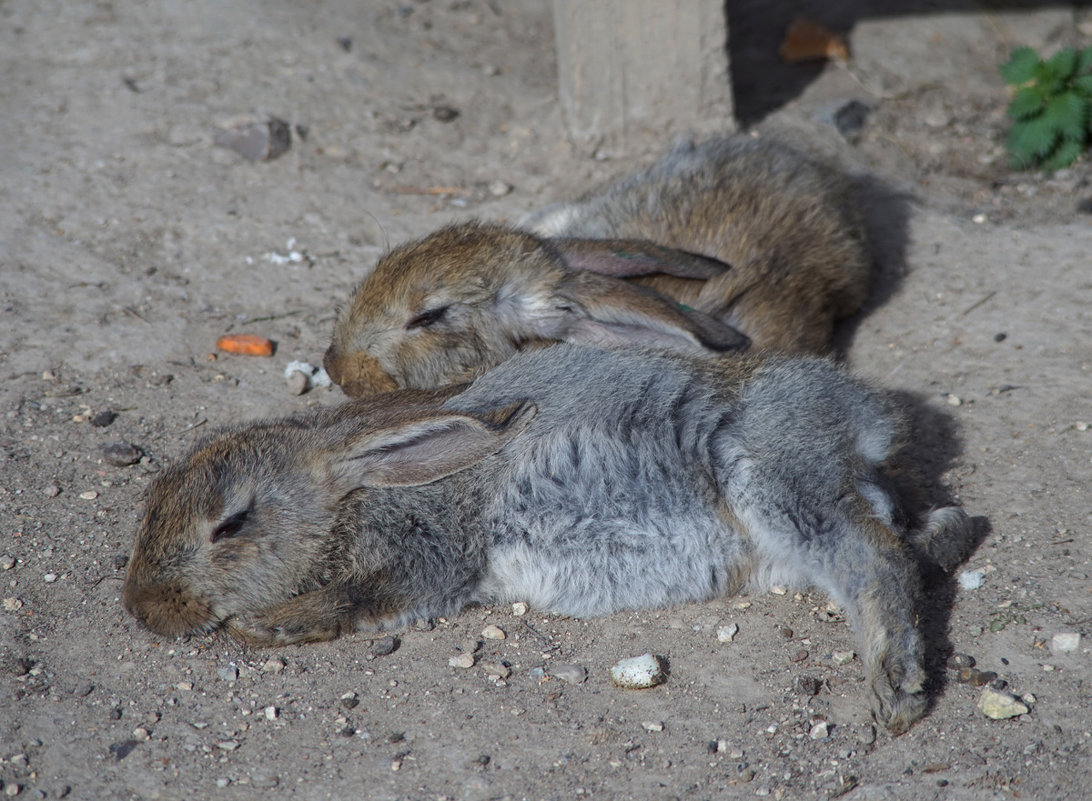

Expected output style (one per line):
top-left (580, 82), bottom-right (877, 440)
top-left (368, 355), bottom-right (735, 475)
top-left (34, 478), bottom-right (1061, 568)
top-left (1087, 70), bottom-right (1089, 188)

top-left (216, 333), bottom-right (275, 357)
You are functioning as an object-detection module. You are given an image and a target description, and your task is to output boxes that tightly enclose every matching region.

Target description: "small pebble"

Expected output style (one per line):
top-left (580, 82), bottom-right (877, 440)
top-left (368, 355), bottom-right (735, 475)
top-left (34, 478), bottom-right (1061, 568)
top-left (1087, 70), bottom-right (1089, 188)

top-left (215, 779), bottom-right (230, 789)
top-left (641, 720), bottom-right (664, 732)
top-left (43, 573), bottom-right (57, 583)
top-left (790, 649), bottom-right (809, 663)
top-left (449, 653), bottom-right (476, 669)
top-left (1075, 421), bottom-right (1090, 432)
top-left (264, 706), bottom-right (279, 721)
top-left (216, 665), bottom-right (239, 683)
top-left (488, 180), bottom-right (512, 197)
top-left (100, 442), bottom-right (143, 467)
top-left (977, 687), bottom-right (1029, 719)
top-left (972, 213), bottom-right (987, 224)
top-left (809, 721), bottom-right (829, 740)
top-left (214, 117), bottom-right (291, 162)
top-left (90, 410), bottom-right (118, 427)
top-left (770, 585), bottom-right (788, 596)
top-left (371, 636), bottom-right (399, 656)
top-left (79, 490), bottom-right (98, 501)
top-left (610, 653), bottom-right (666, 689)
top-left (832, 650), bottom-right (855, 666)
top-left (946, 394), bottom-right (963, 407)
top-left (1052, 632), bottom-right (1081, 653)
top-left (957, 668), bottom-right (997, 686)
top-left (261, 656), bottom-right (286, 674)
top-left (340, 691), bottom-right (360, 710)
top-left (4, 785), bottom-right (20, 797)
top-left (2, 598), bottom-right (23, 612)
top-left (528, 666), bottom-right (547, 681)
top-left (550, 663), bottom-right (587, 685)
top-left (432, 105), bottom-right (460, 122)
top-left (131, 727), bottom-right (151, 741)
top-left (947, 653), bottom-right (976, 670)
top-left (958, 570), bottom-right (984, 590)
top-left (511, 602), bottom-right (528, 616)
top-left (989, 677), bottom-right (1009, 691)
top-left (0, 555), bottom-right (15, 570)
top-left (481, 624), bottom-right (506, 640)
top-left (412, 618), bottom-right (435, 631)
top-left (481, 661), bottom-right (511, 679)
top-left (176, 682), bottom-right (193, 691)
top-left (993, 332), bottom-right (1007, 343)
top-left (285, 370), bottom-right (309, 396)
top-left (44, 485), bottom-right (61, 498)
top-left (795, 675), bottom-right (822, 696)
top-left (778, 626), bottom-right (794, 639)
top-left (716, 623), bottom-right (739, 643)
top-left (217, 740), bottom-right (241, 751)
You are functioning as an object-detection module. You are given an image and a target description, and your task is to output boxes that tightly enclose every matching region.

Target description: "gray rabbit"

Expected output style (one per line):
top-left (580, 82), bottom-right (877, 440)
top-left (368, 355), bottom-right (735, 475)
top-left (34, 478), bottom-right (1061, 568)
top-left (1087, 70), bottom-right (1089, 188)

top-left (124, 345), bottom-right (970, 734)
top-left (324, 135), bottom-right (870, 397)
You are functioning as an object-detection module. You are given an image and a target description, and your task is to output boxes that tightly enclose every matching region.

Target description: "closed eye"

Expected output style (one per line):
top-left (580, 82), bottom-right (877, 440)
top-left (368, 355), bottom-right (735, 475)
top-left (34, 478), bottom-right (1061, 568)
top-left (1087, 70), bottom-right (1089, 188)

top-left (406, 305), bottom-right (449, 330)
top-left (211, 510), bottom-right (249, 543)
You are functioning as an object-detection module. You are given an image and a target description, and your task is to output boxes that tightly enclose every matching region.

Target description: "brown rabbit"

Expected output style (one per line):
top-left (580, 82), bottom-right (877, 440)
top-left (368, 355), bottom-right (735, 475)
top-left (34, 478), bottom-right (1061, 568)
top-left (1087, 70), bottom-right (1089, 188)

top-left (325, 135), bottom-right (871, 397)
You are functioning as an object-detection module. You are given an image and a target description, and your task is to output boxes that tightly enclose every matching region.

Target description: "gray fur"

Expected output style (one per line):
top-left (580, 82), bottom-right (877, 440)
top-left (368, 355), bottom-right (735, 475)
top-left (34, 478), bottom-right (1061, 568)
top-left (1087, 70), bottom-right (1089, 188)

top-left (124, 345), bottom-right (970, 734)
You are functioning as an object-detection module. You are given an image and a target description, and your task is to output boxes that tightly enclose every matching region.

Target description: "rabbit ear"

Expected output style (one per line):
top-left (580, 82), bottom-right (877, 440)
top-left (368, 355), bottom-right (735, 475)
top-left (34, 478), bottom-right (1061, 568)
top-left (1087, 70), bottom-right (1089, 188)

top-left (554, 238), bottom-right (733, 280)
top-left (330, 400), bottom-right (536, 490)
top-left (541, 270), bottom-right (749, 353)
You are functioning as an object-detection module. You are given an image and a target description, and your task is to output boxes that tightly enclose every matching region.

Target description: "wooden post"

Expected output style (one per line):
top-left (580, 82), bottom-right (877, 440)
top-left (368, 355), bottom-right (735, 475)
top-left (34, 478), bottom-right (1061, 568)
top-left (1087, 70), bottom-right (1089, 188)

top-left (551, 0), bottom-right (733, 157)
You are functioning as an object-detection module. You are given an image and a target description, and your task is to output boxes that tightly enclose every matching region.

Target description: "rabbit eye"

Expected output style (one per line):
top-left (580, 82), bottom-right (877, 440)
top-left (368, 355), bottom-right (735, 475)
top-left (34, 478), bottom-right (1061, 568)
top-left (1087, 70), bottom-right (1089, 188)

top-left (211, 510), bottom-right (249, 543)
top-left (406, 305), bottom-right (449, 330)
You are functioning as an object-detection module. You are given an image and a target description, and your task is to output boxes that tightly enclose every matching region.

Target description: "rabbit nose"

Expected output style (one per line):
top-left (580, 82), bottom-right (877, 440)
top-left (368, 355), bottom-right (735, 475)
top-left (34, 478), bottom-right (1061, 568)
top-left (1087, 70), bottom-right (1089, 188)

top-left (325, 349), bottom-right (399, 398)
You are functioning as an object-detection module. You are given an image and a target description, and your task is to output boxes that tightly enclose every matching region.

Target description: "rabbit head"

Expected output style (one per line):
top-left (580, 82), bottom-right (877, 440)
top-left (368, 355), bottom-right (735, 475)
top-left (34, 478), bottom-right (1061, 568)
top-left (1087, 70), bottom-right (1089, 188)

top-left (324, 222), bottom-right (748, 397)
top-left (123, 387), bottom-right (535, 645)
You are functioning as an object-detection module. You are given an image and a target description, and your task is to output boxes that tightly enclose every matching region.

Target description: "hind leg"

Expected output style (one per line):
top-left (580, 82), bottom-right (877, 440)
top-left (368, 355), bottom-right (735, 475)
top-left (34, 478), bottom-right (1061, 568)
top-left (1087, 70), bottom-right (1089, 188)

top-left (746, 495), bottom-right (929, 733)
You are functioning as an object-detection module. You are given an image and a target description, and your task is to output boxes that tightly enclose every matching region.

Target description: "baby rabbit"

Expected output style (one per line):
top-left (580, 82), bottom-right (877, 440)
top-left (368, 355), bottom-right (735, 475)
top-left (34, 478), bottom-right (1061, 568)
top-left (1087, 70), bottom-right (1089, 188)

top-left (324, 135), bottom-right (871, 397)
top-left (125, 345), bottom-right (970, 734)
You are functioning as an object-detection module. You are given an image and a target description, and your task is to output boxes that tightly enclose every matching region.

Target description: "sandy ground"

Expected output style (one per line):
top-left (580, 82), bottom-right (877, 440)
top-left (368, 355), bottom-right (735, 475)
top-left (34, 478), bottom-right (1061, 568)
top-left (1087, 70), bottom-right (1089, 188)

top-left (1, 1), bottom-right (1090, 799)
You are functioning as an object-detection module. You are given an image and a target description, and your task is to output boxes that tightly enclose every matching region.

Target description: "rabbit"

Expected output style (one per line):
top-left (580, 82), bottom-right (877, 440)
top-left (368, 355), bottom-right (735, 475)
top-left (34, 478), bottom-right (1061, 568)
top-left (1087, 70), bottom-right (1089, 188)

top-left (124, 344), bottom-right (971, 734)
top-left (324, 134), bottom-right (871, 397)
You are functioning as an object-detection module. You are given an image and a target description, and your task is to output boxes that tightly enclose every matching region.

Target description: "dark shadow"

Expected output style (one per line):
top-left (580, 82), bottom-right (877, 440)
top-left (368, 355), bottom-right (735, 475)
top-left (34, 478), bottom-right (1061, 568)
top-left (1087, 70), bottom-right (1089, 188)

top-left (883, 388), bottom-right (992, 719)
top-left (725, 0), bottom-right (1092, 127)
top-left (832, 174), bottom-right (918, 354)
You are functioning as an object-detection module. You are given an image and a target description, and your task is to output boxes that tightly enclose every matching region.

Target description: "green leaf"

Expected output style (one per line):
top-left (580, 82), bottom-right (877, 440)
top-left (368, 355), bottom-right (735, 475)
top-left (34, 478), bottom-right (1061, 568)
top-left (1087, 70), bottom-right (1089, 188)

top-left (1039, 137), bottom-right (1085, 172)
top-left (1001, 46), bottom-right (1041, 84)
top-left (1072, 74), bottom-right (1092, 98)
top-left (1008, 86), bottom-right (1045, 120)
top-left (1007, 115), bottom-right (1060, 165)
top-left (1046, 47), bottom-right (1078, 80)
top-left (1077, 45), bottom-right (1092, 75)
top-left (1043, 91), bottom-right (1088, 140)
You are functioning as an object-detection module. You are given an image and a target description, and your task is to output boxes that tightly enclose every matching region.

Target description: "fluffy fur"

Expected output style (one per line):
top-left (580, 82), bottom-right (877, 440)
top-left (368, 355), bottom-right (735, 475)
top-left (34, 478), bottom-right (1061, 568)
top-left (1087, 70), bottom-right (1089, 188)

top-left (125, 345), bottom-right (970, 734)
top-left (324, 135), bottom-right (871, 397)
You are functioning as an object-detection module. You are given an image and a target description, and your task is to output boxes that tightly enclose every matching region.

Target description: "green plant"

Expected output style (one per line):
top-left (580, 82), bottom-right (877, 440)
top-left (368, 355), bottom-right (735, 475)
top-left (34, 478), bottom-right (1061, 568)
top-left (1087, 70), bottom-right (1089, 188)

top-left (1000, 45), bottom-right (1092, 171)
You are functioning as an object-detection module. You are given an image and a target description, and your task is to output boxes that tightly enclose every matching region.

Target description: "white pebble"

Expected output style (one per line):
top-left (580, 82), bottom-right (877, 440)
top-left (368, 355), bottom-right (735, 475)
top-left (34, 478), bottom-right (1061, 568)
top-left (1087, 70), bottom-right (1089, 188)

top-left (481, 624), bottom-right (506, 640)
top-left (449, 652), bottom-right (476, 669)
top-left (79, 490), bottom-right (99, 500)
top-left (2, 598), bottom-right (23, 612)
top-left (550, 663), bottom-right (587, 685)
top-left (958, 570), bottom-right (985, 590)
top-left (488, 180), bottom-right (513, 197)
top-left (511, 602), bottom-right (528, 616)
top-left (717, 623), bottom-right (739, 643)
top-left (132, 727), bottom-right (151, 741)
top-left (947, 394), bottom-right (963, 407)
top-left (610, 653), bottom-right (666, 689)
top-left (1052, 632), bottom-right (1081, 653)
top-left (809, 721), bottom-right (829, 740)
top-left (264, 705), bottom-right (279, 721)
top-left (641, 720), bottom-right (664, 732)
top-left (0, 555), bottom-right (15, 570)
top-left (217, 740), bottom-right (240, 751)
top-left (770, 585), bottom-right (788, 596)
top-left (43, 573), bottom-right (57, 583)
top-left (262, 656), bottom-right (287, 673)
top-left (832, 650), bottom-right (856, 666)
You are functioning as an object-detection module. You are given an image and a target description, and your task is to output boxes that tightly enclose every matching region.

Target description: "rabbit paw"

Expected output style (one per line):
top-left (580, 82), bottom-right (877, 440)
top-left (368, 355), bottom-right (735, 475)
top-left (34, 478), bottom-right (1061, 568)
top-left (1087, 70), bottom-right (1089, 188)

top-left (868, 654), bottom-right (928, 735)
top-left (226, 591), bottom-right (348, 646)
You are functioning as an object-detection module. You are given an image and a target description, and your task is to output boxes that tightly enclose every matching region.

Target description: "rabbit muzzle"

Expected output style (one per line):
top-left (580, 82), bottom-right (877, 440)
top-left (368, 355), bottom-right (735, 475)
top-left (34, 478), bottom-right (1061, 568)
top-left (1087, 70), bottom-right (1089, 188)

top-left (123, 576), bottom-right (218, 637)
top-left (323, 346), bottom-right (399, 397)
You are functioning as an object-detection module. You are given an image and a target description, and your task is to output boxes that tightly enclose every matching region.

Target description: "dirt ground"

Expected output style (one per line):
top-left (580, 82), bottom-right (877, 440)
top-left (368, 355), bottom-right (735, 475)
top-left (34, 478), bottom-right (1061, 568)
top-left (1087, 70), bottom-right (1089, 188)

top-left (2, 1), bottom-right (1091, 799)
